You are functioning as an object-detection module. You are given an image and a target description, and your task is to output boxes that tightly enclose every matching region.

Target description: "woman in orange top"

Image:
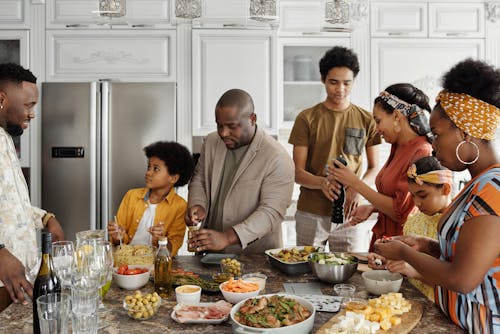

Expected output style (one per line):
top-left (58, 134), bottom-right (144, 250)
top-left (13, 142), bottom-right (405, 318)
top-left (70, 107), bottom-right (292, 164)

top-left (107, 141), bottom-right (195, 256)
top-left (329, 83), bottom-right (433, 249)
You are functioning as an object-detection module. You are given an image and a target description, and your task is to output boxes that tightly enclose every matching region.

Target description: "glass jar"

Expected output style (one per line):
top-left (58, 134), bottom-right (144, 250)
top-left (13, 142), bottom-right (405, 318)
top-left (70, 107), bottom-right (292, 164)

top-left (99, 0), bottom-right (126, 17)
top-left (249, 0), bottom-right (278, 22)
top-left (175, 0), bottom-right (202, 19)
top-left (324, 0), bottom-right (349, 24)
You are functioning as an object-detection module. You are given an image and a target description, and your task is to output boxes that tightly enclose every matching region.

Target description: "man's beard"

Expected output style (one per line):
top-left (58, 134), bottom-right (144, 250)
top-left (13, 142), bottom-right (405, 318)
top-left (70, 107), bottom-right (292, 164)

top-left (6, 123), bottom-right (23, 137)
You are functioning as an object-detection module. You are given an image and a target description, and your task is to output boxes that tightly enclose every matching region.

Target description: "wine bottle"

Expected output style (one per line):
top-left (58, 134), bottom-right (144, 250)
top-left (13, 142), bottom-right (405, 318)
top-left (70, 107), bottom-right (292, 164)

top-left (154, 237), bottom-right (172, 298)
top-left (33, 232), bottom-right (61, 334)
top-left (331, 156), bottom-right (348, 224)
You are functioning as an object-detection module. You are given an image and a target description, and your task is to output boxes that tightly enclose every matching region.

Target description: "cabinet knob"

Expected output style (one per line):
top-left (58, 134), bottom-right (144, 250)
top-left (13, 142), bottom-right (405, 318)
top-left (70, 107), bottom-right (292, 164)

top-left (388, 32), bottom-right (409, 36)
top-left (65, 24), bottom-right (89, 28)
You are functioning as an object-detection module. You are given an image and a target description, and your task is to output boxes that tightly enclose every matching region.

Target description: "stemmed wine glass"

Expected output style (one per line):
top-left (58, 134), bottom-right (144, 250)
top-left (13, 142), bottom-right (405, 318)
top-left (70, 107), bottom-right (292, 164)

top-left (52, 241), bottom-right (75, 294)
top-left (24, 247), bottom-right (42, 287)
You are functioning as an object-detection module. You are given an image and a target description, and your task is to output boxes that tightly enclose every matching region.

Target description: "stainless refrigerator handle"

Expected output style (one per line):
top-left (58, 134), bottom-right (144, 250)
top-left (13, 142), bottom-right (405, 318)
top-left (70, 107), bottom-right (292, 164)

top-left (90, 82), bottom-right (98, 230)
top-left (101, 81), bottom-right (110, 229)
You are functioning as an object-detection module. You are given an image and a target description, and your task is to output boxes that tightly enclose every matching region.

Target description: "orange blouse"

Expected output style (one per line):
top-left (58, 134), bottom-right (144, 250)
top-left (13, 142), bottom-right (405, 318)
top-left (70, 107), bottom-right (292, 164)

top-left (371, 136), bottom-right (432, 249)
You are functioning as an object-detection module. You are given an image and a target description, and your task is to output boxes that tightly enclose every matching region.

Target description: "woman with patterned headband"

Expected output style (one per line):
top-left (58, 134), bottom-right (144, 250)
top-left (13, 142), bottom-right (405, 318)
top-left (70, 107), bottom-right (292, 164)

top-left (374, 58), bottom-right (500, 333)
top-left (328, 83), bottom-right (433, 249)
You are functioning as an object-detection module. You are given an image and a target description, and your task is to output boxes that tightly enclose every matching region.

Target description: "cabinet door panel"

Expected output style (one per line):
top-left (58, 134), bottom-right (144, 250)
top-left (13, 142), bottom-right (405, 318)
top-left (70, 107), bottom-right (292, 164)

top-left (0, 0), bottom-right (28, 27)
top-left (371, 39), bottom-right (484, 104)
top-left (192, 29), bottom-right (276, 135)
top-left (46, 30), bottom-right (175, 81)
top-left (429, 3), bottom-right (484, 38)
top-left (371, 2), bottom-right (427, 37)
top-left (279, 1), bottom-right (322, 32)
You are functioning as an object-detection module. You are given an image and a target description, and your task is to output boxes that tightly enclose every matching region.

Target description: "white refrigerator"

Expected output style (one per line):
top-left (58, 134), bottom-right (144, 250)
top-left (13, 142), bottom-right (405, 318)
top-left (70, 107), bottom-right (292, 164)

top-left (42, 82), bottom-right (176, 240)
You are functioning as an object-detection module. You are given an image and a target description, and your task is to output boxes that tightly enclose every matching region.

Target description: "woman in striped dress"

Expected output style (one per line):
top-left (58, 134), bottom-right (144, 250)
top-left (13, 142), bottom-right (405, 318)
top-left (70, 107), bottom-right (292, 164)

top-left (373, 58), bottom-right (500, 333)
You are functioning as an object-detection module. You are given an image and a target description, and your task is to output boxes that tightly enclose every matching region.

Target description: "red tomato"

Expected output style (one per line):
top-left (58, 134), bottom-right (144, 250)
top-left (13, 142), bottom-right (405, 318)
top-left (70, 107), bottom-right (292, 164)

top-left (117, 265), bottom-right (128, 275)
top-left (125, 269), bottom-right (142, 275)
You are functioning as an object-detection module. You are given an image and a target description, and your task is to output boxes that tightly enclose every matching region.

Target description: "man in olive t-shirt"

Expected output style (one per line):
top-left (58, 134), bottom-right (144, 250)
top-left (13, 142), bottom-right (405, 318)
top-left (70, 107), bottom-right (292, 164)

top-left (288, 46), bottom-right (381, 252)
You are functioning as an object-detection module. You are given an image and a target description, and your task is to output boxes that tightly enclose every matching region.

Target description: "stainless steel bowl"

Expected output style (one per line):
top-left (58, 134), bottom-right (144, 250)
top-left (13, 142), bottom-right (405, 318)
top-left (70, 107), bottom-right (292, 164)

top-left (308, 252), bottom-right (358, 284)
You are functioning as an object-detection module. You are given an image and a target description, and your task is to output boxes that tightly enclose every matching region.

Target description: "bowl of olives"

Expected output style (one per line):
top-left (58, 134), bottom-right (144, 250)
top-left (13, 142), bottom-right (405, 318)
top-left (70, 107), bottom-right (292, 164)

top-left (123, 291), bottom-right (161, 320)
top-left (220, 258), bottom-right (243, 278)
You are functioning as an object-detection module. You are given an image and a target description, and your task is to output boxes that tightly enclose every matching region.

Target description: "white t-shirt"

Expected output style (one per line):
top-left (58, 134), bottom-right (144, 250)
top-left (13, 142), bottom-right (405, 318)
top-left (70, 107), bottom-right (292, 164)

top-left (130, 202), bottom-right (157, 245)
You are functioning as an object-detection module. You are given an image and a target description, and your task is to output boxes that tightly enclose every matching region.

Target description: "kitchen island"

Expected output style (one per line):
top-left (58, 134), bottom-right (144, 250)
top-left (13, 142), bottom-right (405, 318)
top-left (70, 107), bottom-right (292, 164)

top-left (0, 254), bottom-right (465, 333)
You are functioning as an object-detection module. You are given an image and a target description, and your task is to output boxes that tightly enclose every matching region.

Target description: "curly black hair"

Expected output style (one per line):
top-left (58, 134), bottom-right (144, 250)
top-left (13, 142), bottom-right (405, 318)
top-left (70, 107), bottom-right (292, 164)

top-left (143, 141), bottom-right (195, 187)
top-left (441, 58), bottom-right (500, 108)
top-left (374, 83), bottom-right (431, 114)
top-left (407, 156), bottom-right (448, 188)
top-left (0, 63), bottom-right (37, 87)
top-left (319, 46), bottom-right (360, 80)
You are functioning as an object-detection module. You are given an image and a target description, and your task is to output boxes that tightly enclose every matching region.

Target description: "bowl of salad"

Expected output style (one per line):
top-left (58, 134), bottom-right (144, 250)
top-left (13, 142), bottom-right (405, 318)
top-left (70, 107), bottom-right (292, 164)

top-left (308, 252), bottom-right (358, 283)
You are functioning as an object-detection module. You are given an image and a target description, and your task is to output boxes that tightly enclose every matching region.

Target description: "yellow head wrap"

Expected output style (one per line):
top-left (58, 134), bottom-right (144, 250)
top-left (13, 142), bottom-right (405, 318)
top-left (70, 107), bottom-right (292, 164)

top-left (436, 90), bottom-right (500, 140)
top-left (407, 164), bottom-right (453, 186)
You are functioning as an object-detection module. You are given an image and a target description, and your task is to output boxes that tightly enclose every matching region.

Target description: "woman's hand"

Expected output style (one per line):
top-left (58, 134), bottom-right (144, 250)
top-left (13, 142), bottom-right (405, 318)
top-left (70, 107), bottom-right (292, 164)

top-left (347, 204), bottom-right (374, 225)
top-left (373, 239), bottom-right (409, 261)
top-left (367, 252), bottom-right (387, 269)
top-left (386, 261), bottom-right (422, 280)
top-left (107, 220), bottom-right (123, 244)
top-left (327, 159), bottom-right (360, 189)
top-left (344, 188), bottom-right (360, 219)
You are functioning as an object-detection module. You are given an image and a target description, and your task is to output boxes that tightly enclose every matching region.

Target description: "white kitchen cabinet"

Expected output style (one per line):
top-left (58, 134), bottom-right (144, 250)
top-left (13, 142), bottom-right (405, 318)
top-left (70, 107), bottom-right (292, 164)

top-left (279, 1), bottom-right (322, 33)
top-left (46, 0), bottom-right (171, 28)
top-left (371, 38), bottom-right (484, 103)
top-left (278, 36), bottom-right (350, 128)
top-left (46, 30), bottom-right (176, 81)
top-left (0, 30), bottom-right (30, 167)
top-left (191, 29), bottom-right (277, 136)
top-left (429, 3), bottom-right (485, 38)
top-left (0, 0), bottom-right (29, 28)
top-left (371, 2), bottom-right (428, 37)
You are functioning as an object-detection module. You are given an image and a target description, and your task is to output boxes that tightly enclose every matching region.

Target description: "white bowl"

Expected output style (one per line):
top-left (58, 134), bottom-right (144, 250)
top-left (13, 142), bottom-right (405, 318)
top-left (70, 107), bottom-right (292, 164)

top-left (175, 285), bottom-right (202, 304)
top-left (113, 265), bottom-right (150, 290)
top-left (362, 270), bottom-right (403, 295)
top-left (219, 281), bottom-right (260, 304)
top-left (230, 294), bottom-right (315, 334)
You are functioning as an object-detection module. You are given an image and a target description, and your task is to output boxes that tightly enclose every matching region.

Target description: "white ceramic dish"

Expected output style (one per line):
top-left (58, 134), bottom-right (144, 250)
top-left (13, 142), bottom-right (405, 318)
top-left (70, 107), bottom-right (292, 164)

top-left (362, 270), bottom-right (403, 295)
top-left (264, 246), bottom-right (323, 275)
top-left (175, 285), bottom-right (202, 304)
top-left (220, 281), bottom-right (260, 304)
top-left (171, 302), bottom-right (230, 324)
top-left (113, 265), bottom-right (150, 290)
top-left (230, 294), bottom-right (316, 334)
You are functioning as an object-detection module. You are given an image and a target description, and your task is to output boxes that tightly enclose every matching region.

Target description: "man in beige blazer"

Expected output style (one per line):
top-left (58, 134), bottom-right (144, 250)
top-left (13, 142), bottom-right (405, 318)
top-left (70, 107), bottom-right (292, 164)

top-left (187, 89), bottom-right (294, 254)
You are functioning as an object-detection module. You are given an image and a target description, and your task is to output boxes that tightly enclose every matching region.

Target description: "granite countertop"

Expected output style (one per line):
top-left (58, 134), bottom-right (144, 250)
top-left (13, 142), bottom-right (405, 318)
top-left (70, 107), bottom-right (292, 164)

top-left (0, 254), bottom-right (465, 334)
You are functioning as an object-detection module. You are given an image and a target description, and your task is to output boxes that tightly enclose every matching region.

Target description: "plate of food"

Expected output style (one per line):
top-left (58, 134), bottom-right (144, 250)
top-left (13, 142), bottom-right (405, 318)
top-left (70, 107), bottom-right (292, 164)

top-left (171, 300), bottom-right (232, 324)
top-left (171, 269), bottom-right (220, 294)
top-left (265, 246), bottom-right (322, 275)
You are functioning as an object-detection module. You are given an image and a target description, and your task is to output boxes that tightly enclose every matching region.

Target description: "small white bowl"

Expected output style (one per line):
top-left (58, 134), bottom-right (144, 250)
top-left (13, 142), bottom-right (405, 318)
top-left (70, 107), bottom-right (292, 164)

top-left (362, 270), bottom-right (403, 295)
top-left (175, 285), bottom-right (201, 304)
top-left (241, 273), bottom-right (267, 291)
top-left (113, 265), bottom-right (150, 290)
top-left (219, 281), bottom-right (260, 304)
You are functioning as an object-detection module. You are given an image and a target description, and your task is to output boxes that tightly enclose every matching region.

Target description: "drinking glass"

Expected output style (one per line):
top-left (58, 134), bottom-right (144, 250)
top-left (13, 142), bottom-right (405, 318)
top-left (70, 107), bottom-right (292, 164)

top-left (24, 248), bottom-right (42, 284)
top-left (71, 271), bottom-right (99, 334)
top-left (52, 241), bottom-right (75, 291)
top-left (76, 230), bottom-right (106, 245)
top-left (37, 293), bottom-right (70, 334)
top-left (187, 221), bottom-right (202, 252)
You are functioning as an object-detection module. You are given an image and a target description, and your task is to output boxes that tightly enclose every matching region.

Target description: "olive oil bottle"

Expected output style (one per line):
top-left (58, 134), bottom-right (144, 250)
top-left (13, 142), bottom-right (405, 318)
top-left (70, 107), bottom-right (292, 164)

top-left (33, 232), bottom-right (61, 334)
top-left (154, 238), bottom-right (172, 298)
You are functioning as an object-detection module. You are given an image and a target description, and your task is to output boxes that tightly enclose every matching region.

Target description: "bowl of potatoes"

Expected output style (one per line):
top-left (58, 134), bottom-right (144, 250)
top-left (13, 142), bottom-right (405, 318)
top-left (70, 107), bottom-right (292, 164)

top-left (123, 291), bottom-right (161, 320)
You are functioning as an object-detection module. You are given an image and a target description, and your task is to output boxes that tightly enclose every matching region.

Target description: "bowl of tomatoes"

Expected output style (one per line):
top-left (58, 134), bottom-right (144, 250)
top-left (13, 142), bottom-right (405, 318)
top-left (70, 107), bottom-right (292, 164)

top-left (113, 265), bottom-right (151, 290)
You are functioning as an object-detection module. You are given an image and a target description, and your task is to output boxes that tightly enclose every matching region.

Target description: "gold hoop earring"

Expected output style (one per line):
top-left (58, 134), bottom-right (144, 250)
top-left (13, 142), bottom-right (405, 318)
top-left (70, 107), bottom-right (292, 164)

top-left (455, 140), bottom-right (479, 165)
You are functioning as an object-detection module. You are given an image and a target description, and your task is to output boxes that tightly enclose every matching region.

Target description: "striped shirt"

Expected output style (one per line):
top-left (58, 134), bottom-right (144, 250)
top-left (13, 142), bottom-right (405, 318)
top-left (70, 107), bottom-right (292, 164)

top-left (436, 165), bottom-right (500, 333)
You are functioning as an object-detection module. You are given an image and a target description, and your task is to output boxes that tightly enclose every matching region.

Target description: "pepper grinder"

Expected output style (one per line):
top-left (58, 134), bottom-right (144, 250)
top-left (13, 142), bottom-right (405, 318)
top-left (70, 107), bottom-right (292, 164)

top-left (331, 156), bottom-right (348, 224)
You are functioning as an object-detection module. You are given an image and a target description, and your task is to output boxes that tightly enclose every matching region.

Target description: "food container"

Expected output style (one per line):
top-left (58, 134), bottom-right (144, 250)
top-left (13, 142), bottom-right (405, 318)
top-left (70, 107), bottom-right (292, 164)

top-left (175, 285), bottom-right (202, 304)
top-left (220, 281), bottom-right (260, 304)
top-left (308, 252), bottom-right (358, 283)
top-left (113, 265), bottom-right (150, 290)
top-left (241, 273), bottom-right (267, 291)
top-left (212, 272), bottom-right (233, 284)
top-left (265, 246), bottom-right (321, 275)
top-left (361, 270), bottom-right (403, 295)
top-left (123, 292), bottom-right (161, 320)
top-left (230, 294), bottom-right (315, 334)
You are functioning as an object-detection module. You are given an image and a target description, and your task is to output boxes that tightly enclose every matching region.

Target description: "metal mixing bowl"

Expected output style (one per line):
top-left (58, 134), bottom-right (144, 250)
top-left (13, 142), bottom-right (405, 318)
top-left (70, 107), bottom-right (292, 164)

top-left (308, 252), bottom-right (358, 284)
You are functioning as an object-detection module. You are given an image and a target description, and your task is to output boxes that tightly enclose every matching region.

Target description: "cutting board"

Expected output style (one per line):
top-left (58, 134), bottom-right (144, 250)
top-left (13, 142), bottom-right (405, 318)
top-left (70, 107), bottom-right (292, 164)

top-left (316, 300), bottom-right (423, 334)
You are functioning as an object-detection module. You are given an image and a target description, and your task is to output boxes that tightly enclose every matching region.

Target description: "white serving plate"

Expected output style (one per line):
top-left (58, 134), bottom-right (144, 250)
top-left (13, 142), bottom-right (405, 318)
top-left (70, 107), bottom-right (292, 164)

top-left (171, 302), bottom-right (230, 324)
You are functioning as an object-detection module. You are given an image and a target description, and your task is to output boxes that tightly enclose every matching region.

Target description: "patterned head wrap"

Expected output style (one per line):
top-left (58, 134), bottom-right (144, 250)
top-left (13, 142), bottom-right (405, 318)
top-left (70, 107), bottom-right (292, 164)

top-left (436, 90), bottom-right (500, 140)
top-left (378, 91), bottom-right (433, 141)
top-left (407, 164), bottom-right (453, 186)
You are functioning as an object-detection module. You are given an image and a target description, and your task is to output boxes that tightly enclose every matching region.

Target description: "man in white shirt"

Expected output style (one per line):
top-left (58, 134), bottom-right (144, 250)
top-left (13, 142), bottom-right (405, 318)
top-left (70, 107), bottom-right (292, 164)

top-left (0, 63), bottom-right (64, 311)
